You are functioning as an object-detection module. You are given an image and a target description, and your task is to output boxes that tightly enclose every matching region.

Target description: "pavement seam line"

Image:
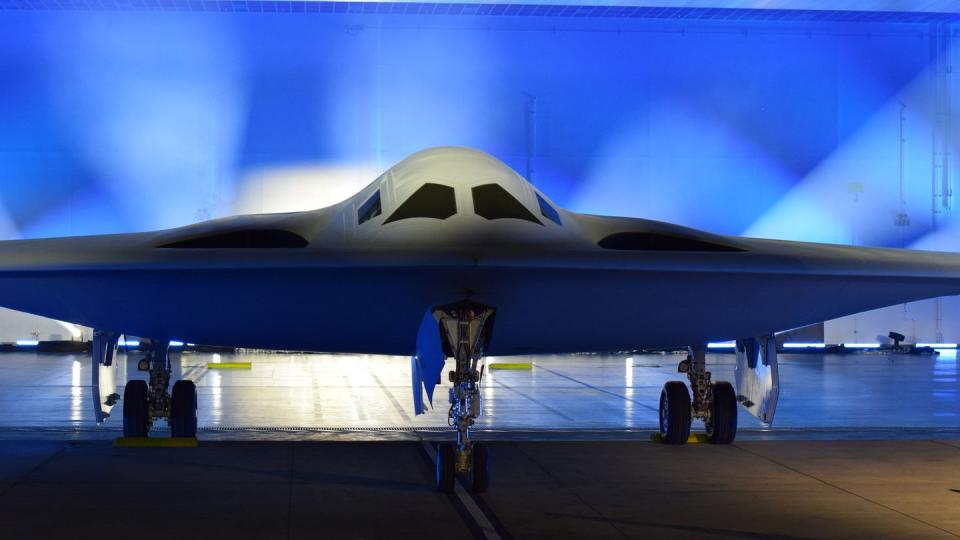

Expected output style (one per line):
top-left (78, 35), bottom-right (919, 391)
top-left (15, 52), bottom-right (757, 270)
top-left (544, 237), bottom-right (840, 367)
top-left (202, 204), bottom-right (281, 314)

top-left (732, 443), bottom-right (960, 538)
top-left (929, 439), bottom-right (960, 451)
top-left (367, 366), bottom-right (412, 423)
top-left (534, 364), bottom-right (659, 413)
top-left (0, 443), bottom-right (68, 500)
top-left (420, 441), bottom-right (503, 540)
top-left (512, 443), bottom-right (630, 539)
top-left (927, 440), bottom-right (960, 496)
top-left (491, 380), bottom-right (576, 421)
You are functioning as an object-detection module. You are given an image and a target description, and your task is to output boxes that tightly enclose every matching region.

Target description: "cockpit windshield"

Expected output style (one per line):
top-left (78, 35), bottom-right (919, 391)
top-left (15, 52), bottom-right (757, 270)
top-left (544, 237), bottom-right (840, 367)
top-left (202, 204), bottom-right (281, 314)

top-left (383, 183), bottom-right (457, 224)
top-left (472, 184), bottom-right (541, 225)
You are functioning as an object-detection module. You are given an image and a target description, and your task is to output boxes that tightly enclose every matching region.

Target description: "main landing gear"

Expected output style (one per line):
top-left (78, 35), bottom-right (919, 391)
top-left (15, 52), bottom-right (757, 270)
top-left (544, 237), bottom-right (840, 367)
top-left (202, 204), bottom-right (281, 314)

top-left (122, 339), bottom-right (197, 438)
top-left (659, 346), bottom-right (737, 445)
top-left (433, 302), bottom-right (494, 494)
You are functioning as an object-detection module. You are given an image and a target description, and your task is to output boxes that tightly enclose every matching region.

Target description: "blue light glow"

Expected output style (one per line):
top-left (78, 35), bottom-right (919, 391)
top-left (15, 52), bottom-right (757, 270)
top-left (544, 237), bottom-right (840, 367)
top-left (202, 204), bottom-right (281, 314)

top-left (0, 13), bottom-right (948, 241)
top-left (15, 340), bottom-right (39, 346)
top-left (0, 11), bottom-right (956, 345)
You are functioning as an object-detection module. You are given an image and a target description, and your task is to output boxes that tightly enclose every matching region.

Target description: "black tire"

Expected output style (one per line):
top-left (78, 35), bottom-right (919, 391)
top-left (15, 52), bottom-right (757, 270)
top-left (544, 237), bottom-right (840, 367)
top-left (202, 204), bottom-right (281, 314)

top-left (659, 381), bottom-right (691, 445)
top-left (471, 443), bottom-right (490, 494)
top-left (123, 380), bottom-right (149, 438)
top-left (170, 380), bottom-right (198, 438)
top-left (436, 443), bottom-right (456, 493)
top-left (707, 381), bottom-right (738, 444)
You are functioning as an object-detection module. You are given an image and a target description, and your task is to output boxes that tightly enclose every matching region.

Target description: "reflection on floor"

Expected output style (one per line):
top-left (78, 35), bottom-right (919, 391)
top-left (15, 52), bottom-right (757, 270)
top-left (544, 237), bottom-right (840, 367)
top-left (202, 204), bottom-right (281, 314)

top-left (2, 351), bottom-right (959, 539)
top-left (0, 350), bottom-right (956, 433)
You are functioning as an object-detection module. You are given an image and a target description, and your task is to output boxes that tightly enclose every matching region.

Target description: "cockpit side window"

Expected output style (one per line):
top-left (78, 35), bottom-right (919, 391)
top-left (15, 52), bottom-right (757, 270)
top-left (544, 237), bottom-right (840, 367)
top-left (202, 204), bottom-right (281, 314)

top-left (383, 183), bottom-right (457, 224)
top-left (472, 184), bottom-right (542, 225)
top-left (536, 193), bottom-right (561, 225)
top-left (357, 190), bottom-right (382, 225)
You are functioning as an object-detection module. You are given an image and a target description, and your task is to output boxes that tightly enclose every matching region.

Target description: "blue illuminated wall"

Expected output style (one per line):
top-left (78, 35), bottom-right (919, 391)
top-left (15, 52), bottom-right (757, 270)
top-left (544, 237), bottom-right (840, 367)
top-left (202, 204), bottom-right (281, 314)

top-left (0, 9), bottom-right (957, 342)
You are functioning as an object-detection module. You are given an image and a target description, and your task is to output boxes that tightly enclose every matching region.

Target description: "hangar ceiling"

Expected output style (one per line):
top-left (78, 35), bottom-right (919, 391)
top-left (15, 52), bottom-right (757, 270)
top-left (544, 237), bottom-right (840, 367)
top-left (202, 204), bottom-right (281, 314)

top-left (1, 0), bottom-right (959, 21)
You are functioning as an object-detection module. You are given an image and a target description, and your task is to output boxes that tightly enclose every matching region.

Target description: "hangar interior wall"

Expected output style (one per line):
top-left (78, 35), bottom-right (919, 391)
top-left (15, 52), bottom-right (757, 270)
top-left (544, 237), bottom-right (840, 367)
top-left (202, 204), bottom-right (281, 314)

top-left (0, 10), bottom-right (956, 344)
top-left (0, 308), bottom-right (88, 343)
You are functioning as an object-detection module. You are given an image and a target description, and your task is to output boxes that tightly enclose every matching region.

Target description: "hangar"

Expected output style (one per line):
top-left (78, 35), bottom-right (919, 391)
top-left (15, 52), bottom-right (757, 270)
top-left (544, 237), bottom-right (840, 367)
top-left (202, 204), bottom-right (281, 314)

top-left (0, 1), bottom-right (958, 538)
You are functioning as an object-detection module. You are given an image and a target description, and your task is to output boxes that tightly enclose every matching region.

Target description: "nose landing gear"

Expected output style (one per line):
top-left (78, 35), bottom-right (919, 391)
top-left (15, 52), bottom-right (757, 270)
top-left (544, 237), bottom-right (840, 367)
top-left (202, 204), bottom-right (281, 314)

top-left (432, 301), bottom-right (495, 493)
top-left (659, 346), bottom-right (737, 445)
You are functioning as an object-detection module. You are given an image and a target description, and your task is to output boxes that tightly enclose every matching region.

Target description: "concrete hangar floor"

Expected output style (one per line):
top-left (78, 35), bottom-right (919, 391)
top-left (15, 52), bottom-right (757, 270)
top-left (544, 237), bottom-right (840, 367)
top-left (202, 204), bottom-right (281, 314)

top-left (0, 350), bottom-right (959, 539)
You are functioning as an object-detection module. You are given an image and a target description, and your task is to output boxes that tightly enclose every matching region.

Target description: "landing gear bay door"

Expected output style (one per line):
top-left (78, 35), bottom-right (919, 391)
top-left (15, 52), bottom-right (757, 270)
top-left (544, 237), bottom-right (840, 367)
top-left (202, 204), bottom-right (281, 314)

top-left (412, 310), bottom-right (445, 415)
top-left (734, 336), bottom-right (780, 426)
top-left (92, 330), bottom-right (121, 423)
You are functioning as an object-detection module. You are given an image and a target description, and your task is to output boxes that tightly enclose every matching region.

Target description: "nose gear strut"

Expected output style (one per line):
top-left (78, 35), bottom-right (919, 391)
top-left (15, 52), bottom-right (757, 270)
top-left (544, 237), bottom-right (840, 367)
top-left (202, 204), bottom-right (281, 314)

top-left (432, 301), bottom-right (495, 493)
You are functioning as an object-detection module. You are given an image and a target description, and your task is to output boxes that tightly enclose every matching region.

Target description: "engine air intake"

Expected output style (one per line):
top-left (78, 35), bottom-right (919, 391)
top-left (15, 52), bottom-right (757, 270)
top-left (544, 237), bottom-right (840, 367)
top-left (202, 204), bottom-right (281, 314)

top-left (158, 229), bottom-right (309, 249)
top-left (598, 232), bottom-right (744, 252)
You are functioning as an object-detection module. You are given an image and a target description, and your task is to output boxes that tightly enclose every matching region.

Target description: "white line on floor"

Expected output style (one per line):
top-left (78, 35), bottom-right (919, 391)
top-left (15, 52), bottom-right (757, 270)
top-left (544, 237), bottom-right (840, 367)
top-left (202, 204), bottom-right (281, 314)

top-left (420, 441), bottom-right (502, 540)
